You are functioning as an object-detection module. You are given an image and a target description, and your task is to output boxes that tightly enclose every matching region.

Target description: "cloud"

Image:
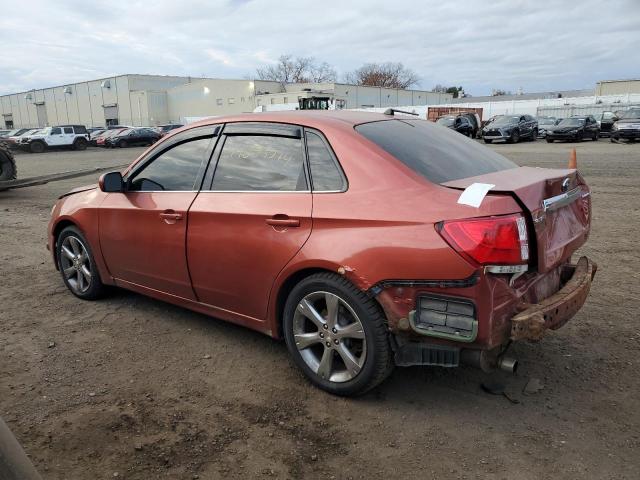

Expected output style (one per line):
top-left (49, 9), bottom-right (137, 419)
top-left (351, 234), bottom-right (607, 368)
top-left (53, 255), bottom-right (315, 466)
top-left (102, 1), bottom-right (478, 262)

top-left (0, 0), bottom-right (639, 95)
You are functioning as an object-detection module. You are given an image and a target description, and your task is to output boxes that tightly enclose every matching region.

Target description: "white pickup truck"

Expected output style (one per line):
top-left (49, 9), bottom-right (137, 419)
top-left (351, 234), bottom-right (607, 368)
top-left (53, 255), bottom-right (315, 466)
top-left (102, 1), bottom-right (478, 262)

top-left (19, 125), bottom-right (89, 153)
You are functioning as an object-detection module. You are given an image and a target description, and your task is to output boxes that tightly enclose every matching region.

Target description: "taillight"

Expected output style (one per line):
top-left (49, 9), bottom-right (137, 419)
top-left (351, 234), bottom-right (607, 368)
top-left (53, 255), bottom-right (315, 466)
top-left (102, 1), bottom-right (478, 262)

top-left (437, 214), bottom-right (529, 266)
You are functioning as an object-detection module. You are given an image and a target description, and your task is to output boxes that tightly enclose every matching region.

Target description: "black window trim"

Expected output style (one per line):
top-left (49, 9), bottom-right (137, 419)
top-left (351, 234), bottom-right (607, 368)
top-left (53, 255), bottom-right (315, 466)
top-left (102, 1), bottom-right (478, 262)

top-left (202, 122), bottom-right (311, 193)
top-left (123, 125), bottom-right (221, 193)
top-left (303, 127), bottom-right (349, 194)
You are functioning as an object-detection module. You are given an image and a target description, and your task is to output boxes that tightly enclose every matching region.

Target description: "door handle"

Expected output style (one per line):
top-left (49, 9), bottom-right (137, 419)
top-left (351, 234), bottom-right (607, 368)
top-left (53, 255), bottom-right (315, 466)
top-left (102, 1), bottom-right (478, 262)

top-left (265, 216), bottom-right (300, 227)
top-left (160, 210), bottom-right (183, 224)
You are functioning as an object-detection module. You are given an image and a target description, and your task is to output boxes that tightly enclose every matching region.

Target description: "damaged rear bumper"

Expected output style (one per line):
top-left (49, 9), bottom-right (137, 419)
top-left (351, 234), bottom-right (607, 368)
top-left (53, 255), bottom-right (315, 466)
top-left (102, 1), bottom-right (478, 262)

top-left (510, 256), bottom-right (596, 341)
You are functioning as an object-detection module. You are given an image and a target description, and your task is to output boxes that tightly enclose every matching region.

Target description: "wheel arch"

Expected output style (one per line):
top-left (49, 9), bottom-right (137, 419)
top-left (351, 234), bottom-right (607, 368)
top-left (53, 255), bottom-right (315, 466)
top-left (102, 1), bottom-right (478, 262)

top-left (272, 266), bottom-right (334, 338)
top-left (51, 218), bottom-right (80, 269)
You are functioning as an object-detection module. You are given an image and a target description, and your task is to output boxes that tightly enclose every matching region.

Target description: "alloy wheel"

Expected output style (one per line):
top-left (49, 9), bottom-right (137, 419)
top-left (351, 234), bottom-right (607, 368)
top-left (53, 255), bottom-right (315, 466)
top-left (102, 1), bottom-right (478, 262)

top-left (292, 291), bottom-right (366, 383)
top-left (59, 235), bottom-right (92, 294)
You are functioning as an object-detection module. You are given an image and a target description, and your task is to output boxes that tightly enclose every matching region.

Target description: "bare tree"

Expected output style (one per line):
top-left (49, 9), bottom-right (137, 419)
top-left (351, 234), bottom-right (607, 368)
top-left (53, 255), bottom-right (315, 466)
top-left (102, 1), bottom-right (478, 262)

top-left (344, 62), bottom-right (419, 89)
top-left (256, 55), bottom-right (336, 83)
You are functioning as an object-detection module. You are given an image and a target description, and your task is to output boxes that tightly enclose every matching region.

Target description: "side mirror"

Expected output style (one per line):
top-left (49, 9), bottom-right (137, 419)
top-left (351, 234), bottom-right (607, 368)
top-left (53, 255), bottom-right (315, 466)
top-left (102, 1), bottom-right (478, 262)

top-left (612, 116), bottom-right (619, 122)
top-left (99, 171), bottom-right (124, 193)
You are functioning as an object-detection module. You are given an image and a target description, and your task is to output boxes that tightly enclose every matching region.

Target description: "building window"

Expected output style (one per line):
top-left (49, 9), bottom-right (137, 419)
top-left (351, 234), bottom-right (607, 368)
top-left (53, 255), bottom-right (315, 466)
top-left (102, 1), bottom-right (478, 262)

top-left (228, 98), bottom-right (235, 104)
top-left (257, 99), bottom-right (262, 106)
top-left (241, 97), bottom-right (245, 103)
top-left (216, 98), bottom-right (223, 106)
top-left (270, 98), bottom-right (275, 104)
top-left (283, 97), bottom-right (288, 104)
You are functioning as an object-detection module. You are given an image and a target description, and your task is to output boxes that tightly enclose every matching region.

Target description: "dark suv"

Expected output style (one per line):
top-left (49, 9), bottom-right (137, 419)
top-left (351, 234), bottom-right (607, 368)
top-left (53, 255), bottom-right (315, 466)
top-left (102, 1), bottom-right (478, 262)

top-left (546, 116), bottom-right (599, 142)
top-left (482, 115), bottom-right (537, 143)
top-left (436, 115), bottom-right (475, 137)
top-left (105, 128), bottom-right (161, 148)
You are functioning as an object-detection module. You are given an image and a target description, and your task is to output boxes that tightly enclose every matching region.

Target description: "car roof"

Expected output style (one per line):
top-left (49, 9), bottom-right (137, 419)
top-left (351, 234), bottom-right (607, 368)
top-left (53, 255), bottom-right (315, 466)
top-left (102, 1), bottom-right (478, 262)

top-left (187, 110), bottom-right (402, 131)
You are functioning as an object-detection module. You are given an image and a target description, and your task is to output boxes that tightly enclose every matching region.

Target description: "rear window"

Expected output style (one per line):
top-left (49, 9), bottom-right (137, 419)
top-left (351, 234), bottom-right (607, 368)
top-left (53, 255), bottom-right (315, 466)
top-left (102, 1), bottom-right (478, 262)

top-left (355, 119), bottom-right (517, 184)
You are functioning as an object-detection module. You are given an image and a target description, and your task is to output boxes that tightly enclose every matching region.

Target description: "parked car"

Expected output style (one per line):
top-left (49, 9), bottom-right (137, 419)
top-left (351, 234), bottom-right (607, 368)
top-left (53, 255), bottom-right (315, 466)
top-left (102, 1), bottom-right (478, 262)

top-left (436, 115), bottom-right (475, 137)
top-left (19, 125), bottom-right (89, 153)
top-left (610, 106), bottom-right (640, 142)
top-left (105, 127), bottom-right (162, 148)
top-left (0, 129), bottom-right (12, 137)
top-left (595, 111), bottom-right (617, 137)
top-left (48, 111), bottom-right (595, 395)
top-left (156, 124), bottom-right (184, 137)
top-left (482, 114), bottom-right (538, 143)
top-left (535, 116), bottom-right (557, 138)
top-left (89, 129), bottom-right (106, 146)
top-left (546, 116), bottom-right (599, 142)
top-left (96, 128), bottom-right (127, 147)
top-left (3, 128), bottom-right (40, 148)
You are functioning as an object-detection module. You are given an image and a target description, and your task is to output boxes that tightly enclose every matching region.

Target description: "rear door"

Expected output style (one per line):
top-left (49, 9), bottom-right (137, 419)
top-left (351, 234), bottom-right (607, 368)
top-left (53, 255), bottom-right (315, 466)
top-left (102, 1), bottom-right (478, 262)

top-left (99, 126), bottom-right (218, 298)
top-left (187, 122), bottom-right (312, 321)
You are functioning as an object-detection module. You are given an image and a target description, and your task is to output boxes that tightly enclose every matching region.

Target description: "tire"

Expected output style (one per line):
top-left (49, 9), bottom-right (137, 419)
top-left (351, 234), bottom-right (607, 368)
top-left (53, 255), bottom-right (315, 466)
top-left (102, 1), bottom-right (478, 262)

top-left (483, 139), bottom-right (493, 144)
top-left (509, 130), bottom-right (520, 144)
top-left (592, 132), bottom-right (598, 141)
top-left (119, 140), bottom-right (128, 148)
top-left (56, 226), bottom-right (106, 300)
top-left (283, 272), bottom-right (393, 396)
top-left (576, 132), bottom-right (584, 142)
top-left (546, 138), bottom-right (553, 143)
top-left (30, 141), bottom-right (46, 154)
top-left (0, 143), bottom-right (17, 181)
top-left (73, 138), bottom-right (88, 151)
top-left (530, 130), bottom-right (537, 141)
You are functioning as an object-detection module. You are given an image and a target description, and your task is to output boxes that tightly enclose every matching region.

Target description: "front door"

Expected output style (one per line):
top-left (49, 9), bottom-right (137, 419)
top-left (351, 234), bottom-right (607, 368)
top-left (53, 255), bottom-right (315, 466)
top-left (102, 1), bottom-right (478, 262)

top-left (100, 131), bottom-right (217, 298)
top-left (187, 123), bottom-right (312, 321)
top-left (47, 127), bottom-right (65, 146)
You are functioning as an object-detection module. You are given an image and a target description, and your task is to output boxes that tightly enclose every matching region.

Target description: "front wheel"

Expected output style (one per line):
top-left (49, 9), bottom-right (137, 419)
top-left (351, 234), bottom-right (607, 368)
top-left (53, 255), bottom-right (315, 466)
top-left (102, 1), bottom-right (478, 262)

top-left (56, 226), bottom-right (106, 300)
top-left (483, 139), bottom-right (493, 144)
top-left (118, 140), bottom-right (128, 148)
top-left (509, 131), bottom-right (520, 143)
top-left (30, 141), bottom-right (46, 153)
top-left (283, 273), bottom-right (393, 396)
top-left (546, 138), bottom-right (554, 143)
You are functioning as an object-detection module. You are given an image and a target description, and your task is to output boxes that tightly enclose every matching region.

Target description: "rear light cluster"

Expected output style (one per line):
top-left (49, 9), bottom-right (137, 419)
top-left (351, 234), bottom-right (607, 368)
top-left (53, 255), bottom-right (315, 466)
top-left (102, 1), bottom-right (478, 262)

top-left (437, 214), bottom-right (529, 268)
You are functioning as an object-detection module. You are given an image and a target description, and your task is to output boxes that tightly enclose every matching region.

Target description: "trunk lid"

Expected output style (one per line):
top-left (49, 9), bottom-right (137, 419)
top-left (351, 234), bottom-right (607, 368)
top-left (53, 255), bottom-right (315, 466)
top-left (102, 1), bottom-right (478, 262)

top-left (442, 166), bottom-right (591, 273)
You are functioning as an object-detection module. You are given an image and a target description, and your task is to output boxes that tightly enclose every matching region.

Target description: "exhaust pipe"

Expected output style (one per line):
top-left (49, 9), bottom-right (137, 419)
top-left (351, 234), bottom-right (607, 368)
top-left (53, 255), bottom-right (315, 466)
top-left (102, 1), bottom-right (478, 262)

top-left (497, 356), bottom-right (518, 374)
top-left (460, 349), bottom-right (518, 374)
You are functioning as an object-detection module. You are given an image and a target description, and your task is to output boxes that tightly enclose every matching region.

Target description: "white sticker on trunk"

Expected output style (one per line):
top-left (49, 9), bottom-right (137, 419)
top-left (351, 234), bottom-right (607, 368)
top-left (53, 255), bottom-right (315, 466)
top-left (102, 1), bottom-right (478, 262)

top-left (457, 183), bottom-right (496, 208)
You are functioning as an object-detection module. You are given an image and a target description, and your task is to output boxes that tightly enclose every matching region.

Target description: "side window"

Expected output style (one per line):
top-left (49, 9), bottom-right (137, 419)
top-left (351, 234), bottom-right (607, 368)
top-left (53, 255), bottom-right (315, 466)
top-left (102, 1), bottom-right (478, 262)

top-left (128, 137), bottom-right (212, 191)
top-left (211, 135), bottom-right (306, 191)
top-left (51, 127), bottom-right (61, 135)
top-left (63, 127), bottom-right (73, 134)
top-left (306, 131), bottom-right (346, 192)
top-left (74, 126), bottom-right (87, 134)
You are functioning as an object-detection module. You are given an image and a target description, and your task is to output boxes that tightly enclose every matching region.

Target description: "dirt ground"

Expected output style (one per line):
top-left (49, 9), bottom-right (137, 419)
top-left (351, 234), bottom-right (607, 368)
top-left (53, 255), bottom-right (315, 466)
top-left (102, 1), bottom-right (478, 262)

top-left (1, 139), bottom-right (639, 479)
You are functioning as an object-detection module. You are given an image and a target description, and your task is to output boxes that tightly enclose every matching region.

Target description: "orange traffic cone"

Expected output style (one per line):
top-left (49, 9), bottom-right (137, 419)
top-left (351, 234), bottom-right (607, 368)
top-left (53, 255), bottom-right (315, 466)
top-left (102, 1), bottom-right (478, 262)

top-left (568, 148), bottom-right (577, 169)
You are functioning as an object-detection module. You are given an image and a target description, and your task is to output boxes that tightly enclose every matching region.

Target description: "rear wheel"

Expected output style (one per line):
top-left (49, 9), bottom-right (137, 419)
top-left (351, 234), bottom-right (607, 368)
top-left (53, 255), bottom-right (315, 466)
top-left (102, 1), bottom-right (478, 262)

top-left (592, 132), bottom-right (598, 141)
top-left (546, 138), bottom-right (554, 143)
top-left (530, 129), bottom-right (537, 141)
top-left (30, 141), bottom-right (46, 153)
top-left (283, 273), bottom-right (393, 396)
top-left (118, 140), bottom-right (128, 148)
top-left (509, 130), bottom-right (520, 144)
top-left (0, 143), bottom-right (17, 181)
top-left (483, 139), bottom-right (493, 144)
top-left (56, 226), bottom-right (106, 300)
top-left (73, 138), bottom-right (88, 151)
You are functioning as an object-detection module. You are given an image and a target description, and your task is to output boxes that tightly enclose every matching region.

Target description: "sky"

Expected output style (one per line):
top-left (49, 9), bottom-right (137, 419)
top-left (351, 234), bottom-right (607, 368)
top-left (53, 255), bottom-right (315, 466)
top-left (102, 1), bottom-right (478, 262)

top-left (1, 0), bottom-right (639, 96)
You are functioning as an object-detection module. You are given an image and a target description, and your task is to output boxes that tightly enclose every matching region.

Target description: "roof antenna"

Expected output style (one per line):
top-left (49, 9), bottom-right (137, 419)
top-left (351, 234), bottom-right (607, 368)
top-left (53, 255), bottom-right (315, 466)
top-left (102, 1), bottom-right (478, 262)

top-left (383, 108), bottom-right (419, 116)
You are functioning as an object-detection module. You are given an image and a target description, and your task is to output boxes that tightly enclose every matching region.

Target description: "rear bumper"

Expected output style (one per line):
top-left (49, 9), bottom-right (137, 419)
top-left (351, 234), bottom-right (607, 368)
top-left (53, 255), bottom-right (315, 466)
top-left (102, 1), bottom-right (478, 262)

top-left (510, 256), bottom-right (596, 341)
top-left (612, 129), bottom-right (640, 139)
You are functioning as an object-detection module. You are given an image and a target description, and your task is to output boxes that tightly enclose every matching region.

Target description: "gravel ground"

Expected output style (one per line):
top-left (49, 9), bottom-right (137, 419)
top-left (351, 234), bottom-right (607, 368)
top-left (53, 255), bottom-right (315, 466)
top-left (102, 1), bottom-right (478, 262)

top-left (1, 140), bottom-right (639, 479)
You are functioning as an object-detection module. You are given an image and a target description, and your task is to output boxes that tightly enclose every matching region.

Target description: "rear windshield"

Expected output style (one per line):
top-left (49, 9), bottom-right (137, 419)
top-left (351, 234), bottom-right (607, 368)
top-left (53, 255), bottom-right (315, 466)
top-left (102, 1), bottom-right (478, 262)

top-left (355, 119), bottom-right (517, 184)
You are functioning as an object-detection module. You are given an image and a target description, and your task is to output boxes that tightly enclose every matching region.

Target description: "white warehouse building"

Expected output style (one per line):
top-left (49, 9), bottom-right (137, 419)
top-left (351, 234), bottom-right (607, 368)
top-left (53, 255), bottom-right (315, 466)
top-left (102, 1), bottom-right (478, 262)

top-left (0, 74), bottom-right (453, 129)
